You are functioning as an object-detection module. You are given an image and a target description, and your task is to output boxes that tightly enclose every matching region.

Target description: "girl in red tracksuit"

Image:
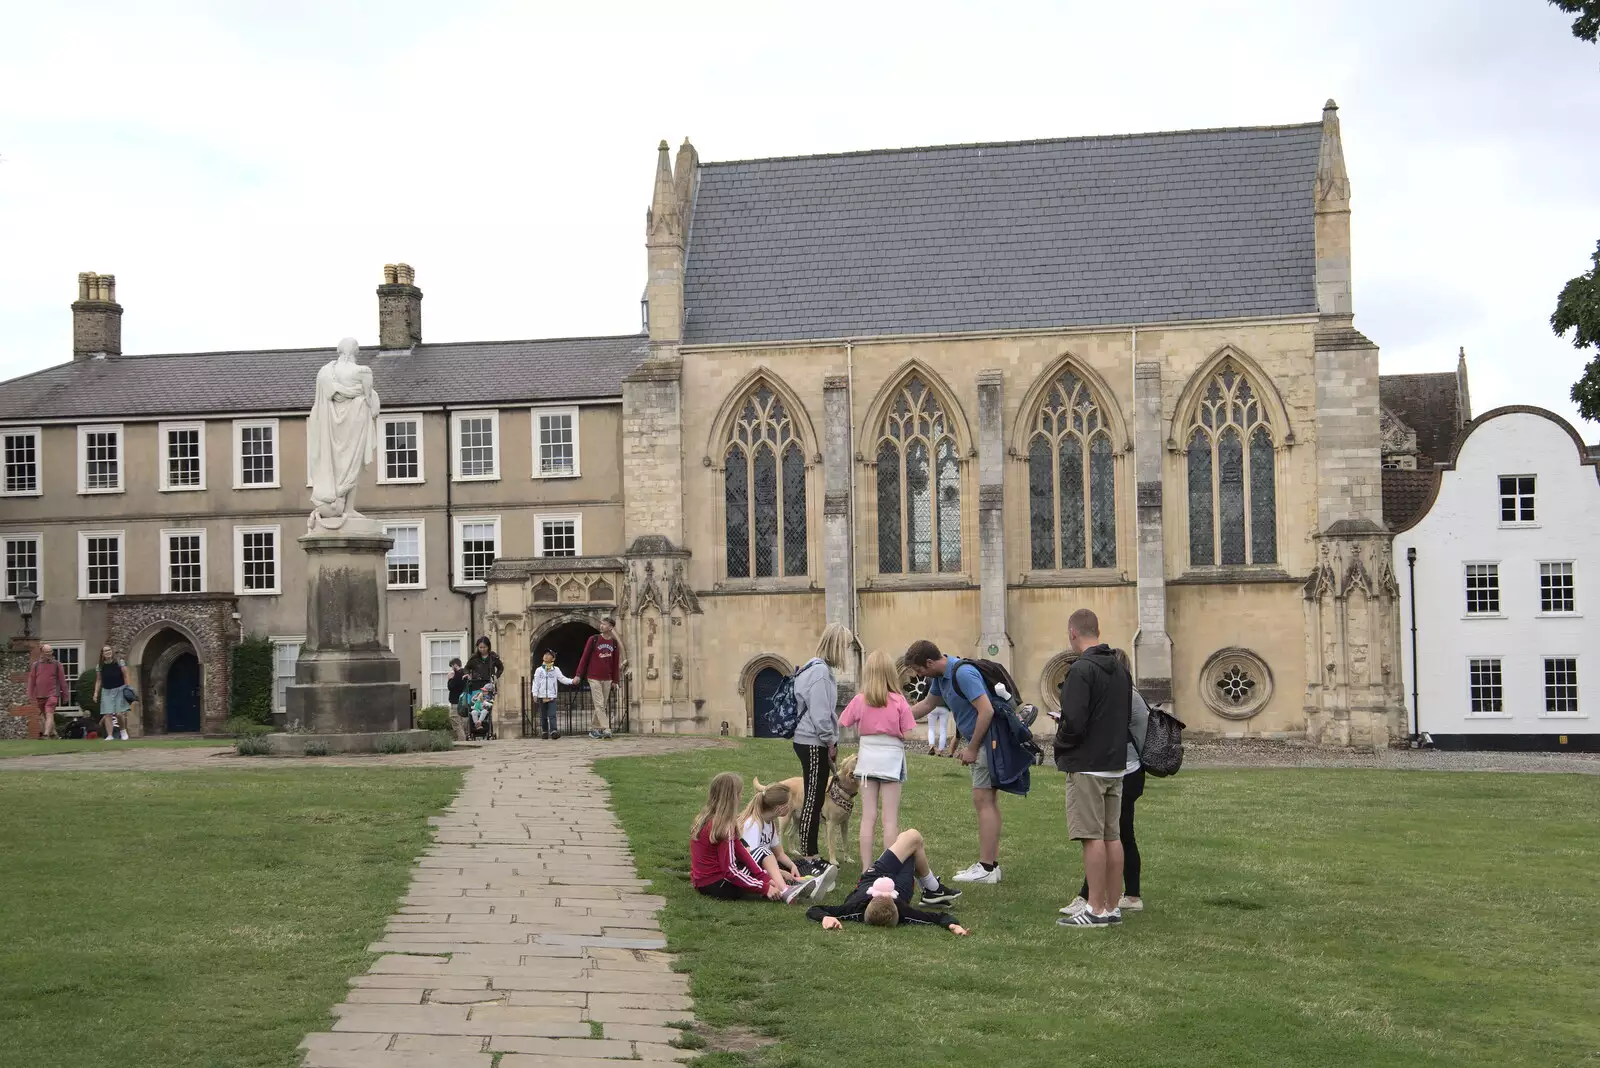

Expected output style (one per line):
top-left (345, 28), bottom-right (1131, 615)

top-left (690, 772), bottom-right (820, 905)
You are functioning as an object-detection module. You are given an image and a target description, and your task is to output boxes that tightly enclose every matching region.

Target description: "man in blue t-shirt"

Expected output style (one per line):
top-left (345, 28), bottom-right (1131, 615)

top-left (904, 639), bottom-right (1006, 885)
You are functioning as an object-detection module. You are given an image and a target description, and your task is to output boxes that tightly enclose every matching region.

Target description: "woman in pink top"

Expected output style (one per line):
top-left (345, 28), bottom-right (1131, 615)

top-left (841, 649), bottom-right (916, 871)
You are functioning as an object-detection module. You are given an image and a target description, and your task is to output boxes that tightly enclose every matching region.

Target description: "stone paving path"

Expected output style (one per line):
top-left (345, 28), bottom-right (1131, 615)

top-left (296, 736), bottom-right (717, 1068)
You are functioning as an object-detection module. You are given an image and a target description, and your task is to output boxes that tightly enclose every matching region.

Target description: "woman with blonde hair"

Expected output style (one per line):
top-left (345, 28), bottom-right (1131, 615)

top-left (840, 649), bottom-right (915, 870)
top-left (790, 622), bottom-right (853, 876)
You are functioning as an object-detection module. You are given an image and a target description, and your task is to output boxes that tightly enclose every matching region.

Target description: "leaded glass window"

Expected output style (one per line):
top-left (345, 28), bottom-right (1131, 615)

top-left (1185, 360), bottom-right (1277, 567)
top-left (724, 384), bottom-right (807, 579)
top-left (1026, 369), bottom-right (1115, 569)
top-left (877, 377), bottom-right (961, 574)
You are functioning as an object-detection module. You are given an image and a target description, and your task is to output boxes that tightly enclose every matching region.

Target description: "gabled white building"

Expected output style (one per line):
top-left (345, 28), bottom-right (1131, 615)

top-left (1394, 406), bottom-right (1600, 750)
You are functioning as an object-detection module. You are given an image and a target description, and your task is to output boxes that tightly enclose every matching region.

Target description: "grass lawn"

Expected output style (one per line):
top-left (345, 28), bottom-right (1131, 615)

top-left (0, 767), bottom-right (462, 1067)
top-left (0, 738), bottom-right (230, 759)
top-left (599, 739), bottom-right (1600, 1068)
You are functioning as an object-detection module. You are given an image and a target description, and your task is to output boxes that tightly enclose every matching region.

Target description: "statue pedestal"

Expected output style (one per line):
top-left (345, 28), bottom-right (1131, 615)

top-left (284, 530), bottom-right (410, 734)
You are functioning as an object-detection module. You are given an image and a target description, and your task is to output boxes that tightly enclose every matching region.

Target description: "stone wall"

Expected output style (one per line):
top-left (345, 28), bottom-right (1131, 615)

top-left (105, 595), bottom-right (240, 735)
top-left (2, 637), bottom-right (37, 738)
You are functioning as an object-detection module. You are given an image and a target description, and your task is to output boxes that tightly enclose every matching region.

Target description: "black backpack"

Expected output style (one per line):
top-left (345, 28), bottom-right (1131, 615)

top-left (1140, 705), bottom-right (1187, 777)
top-left (963, 658), bottom-right (1023, 709)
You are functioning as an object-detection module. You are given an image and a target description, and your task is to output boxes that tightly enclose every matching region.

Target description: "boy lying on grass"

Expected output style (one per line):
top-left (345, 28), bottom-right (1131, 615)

top-left (807, 829), bottom-right (970, 934)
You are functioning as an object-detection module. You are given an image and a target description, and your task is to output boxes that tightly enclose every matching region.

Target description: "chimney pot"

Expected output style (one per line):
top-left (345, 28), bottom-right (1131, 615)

top-left (377, 263), bottom-right (422, 350)
top-left (72, 270), bottom-right (123, 360)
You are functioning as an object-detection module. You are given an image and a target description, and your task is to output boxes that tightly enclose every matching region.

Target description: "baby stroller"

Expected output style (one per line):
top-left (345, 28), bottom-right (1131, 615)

top-left (466, 679), bottom-right (497, 741)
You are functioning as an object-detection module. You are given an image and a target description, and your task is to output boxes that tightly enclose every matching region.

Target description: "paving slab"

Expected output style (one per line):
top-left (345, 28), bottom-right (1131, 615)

top-left (294, 736), bottom-right (716, 1067)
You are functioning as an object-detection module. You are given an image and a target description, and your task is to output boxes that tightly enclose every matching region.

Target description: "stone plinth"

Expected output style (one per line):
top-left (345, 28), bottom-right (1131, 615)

top-left (284, 530), bottom-right (410, 734)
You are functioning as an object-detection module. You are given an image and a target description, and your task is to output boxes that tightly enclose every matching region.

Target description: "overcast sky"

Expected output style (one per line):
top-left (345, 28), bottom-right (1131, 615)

top-left (2, 1), bottom-right (1598, 434)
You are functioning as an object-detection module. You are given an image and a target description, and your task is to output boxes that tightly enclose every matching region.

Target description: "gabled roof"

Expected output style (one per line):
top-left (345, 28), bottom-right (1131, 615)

top-left (1379, 371), bottom-right (1466, 468)
top-left (682, 123), bottom-right (1325, 344)
top-left (0, 335), bottom-right (650, 422)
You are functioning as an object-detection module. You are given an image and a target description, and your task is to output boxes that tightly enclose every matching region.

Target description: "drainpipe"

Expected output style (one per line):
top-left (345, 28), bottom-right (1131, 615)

top-left (1406, 546), bottom-right (1420, 747)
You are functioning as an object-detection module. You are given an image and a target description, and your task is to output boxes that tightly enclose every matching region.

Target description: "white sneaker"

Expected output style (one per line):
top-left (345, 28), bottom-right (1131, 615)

top-left (951, 862), bottom-right (1001, 884)
top-left (1059, 896), bottom-right (1091, 916)
top-left (815, 863), bottom-right (839, 898)
top-left (1118, 895), bottom-right (1144, 912)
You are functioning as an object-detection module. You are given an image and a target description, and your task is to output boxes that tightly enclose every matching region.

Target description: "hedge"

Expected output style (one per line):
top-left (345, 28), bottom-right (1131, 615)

top-left (230, 635), bottom-right (276, 725)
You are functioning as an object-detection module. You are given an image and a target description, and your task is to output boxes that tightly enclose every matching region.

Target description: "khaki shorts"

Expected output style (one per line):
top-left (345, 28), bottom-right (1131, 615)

top-left (1066, 772), bottom-right (1124, 841)
top-left (970, 743), bottom-right (994, 790)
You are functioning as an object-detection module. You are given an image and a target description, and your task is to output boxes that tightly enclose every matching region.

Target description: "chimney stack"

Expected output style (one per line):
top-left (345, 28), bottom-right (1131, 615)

top-left (72, 272), bottom-right (123, 360)
top-left (378, 263), bottom-right (422, 350)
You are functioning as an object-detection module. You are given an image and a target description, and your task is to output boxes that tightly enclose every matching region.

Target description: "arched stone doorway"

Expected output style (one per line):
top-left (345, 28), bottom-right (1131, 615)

top-left (107, 595), bottom-right (239, 735)
top-left (532, 618), bottom-right (599, 680)
top-left (140, 628), bottom-right (203, 734)
top-left (739, 654), bottom-right (794, 737)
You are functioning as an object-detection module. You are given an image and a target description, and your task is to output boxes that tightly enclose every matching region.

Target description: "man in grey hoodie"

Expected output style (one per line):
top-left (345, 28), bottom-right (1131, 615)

top-left (791, 624), bottom-right (852, 875)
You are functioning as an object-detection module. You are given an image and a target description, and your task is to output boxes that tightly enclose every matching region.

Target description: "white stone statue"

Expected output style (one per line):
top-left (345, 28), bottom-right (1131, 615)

top-left (306, 337), bottom-right (380, 532)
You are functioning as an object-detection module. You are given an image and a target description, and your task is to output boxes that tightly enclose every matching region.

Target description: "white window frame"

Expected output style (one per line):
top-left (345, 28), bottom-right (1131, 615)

top-left (233, 524), bottom-right (282, 595)
top-left (377, 414), bottom-right (426, 485)
top-left (453, 514), bottom-right (501, 587)
top-left (158, 421), bottom-right (207, 492)
top-left (3, 532), bottom-right (43, 602)
top-left (1497, 473), bottom-right (1537, 528)
top-left (270, 635), bottom-right (305, 715)
top-left (1537, 560), bottom-right (1579, 617)
top-left (1541, 654), bottom-right (1583, 719)
top-left (452, 410), bottom-right (500, 482)
top-left (160, 528), bottom-right (208, 595)
top-left (1465, 655), bottom-right (1509, 720)
top-left (48, 640), bottom-right (86, 710)
top-left (78, 529), bottom-right (126, 600)
top-left (77, 423), bottom-right (124, 494)
top-left (532, 405), bottom-right (581, 479)
top-left (421, 630), bottom-right (468, 708)
top-left (234, 418), bottom-right (281, 490)
top-left (1462, 561), bottom-right (1503, 619)
top-left (1, 426), bottom-right (43, 497)
top-left (383, 520), bottom-right (427, 590)
top-left (534, 513), bottom-right (584, 558)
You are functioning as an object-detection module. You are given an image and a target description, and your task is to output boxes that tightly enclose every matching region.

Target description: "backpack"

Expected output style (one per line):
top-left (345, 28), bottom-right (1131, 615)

top-left (1140, 705), bottom-right (1186, 777)
top-left (963, 658), bottom-right (1023, 709)
top-left (763, 660), bottom-right (816, 739)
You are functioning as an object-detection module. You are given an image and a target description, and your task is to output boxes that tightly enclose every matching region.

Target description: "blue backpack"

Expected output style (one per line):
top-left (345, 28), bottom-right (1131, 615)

top-left (763, 659), bottom-right (818, 739)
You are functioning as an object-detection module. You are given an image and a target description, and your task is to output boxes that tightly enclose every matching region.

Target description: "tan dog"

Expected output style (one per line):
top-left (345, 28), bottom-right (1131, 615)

top-left (754, 752), bottom-right (859, 865)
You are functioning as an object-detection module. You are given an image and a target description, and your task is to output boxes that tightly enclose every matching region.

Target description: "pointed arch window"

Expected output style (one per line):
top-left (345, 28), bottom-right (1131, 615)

top-left (724, 385), bottom-right (807, 579)
top-left (1185, 360), bottom-right (1277, 567)
top-left (876, 377), bottom-right (960, 574)
top-left (1027, 369), bottom-right (1116, 569)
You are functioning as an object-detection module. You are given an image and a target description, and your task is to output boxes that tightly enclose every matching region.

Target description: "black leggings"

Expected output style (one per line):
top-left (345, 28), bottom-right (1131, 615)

top-left (1078, 767), bottom-right (1144, 898)
top-left (793, 742), bottom-right (829, 857)
top-left (697, 879), bottom-right (763, 901)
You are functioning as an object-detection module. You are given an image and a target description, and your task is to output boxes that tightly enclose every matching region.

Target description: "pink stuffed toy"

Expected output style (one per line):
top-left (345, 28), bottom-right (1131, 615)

top-left (866, 877), bottom-right (897, 900)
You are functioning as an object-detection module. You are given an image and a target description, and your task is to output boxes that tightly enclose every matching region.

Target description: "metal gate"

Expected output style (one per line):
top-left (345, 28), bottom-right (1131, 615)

top-left (521, 681), bottom-right (631, 738)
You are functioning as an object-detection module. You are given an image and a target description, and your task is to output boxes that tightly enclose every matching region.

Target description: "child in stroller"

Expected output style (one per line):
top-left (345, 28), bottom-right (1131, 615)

top-left (467, 678), bottom-right (498, 741)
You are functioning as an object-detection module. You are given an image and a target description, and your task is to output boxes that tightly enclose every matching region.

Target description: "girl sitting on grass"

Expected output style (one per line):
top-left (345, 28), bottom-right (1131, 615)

top-left (690, 772), bottom-right (822, 905)
top-left (807, 829), bottom-right (967, 934)
top-left (739, 782), bottom-right (838, 898)
top-left (840, 649), bottom-right (916, 871)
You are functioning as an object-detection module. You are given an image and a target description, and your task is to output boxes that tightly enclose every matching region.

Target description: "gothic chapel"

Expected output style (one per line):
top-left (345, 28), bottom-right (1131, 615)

top-left (488, 101), bottom-right (1406, 746)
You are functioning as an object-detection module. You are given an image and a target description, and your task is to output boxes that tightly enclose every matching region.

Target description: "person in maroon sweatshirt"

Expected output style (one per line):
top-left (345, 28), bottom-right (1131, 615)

top-left (575, 617), bottom-right (624, 739)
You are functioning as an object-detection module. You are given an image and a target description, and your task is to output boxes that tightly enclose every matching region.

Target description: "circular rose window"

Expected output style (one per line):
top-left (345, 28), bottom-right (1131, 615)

top-left (1199, 648), bottom-right (1273, 720)
top-left (901, 671), bottom-right (931, 705)
top-left (1037, 650), bottom-right (1081, 714)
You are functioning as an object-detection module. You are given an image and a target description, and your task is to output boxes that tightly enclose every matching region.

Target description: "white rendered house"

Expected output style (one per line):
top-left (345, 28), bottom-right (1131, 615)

top-left (1394, 406), bottom-right (1599, 750)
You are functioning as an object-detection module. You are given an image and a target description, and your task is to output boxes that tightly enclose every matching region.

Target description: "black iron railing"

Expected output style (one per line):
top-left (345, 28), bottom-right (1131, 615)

top-left (521, 682), bottom-right (630, 738)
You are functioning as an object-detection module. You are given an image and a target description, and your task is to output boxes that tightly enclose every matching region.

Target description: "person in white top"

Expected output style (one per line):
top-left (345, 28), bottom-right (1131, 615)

top-left (531, 650), bottom-right (575, 740)
top-left (739, 781), bottom-right (837, 898)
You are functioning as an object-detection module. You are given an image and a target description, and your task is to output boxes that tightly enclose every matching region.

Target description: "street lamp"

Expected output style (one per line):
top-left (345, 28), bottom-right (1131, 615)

top-left (15, 586), bottom-right (38, 639)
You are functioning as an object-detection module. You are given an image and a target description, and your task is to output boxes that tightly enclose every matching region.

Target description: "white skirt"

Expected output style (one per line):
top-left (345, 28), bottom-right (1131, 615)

top-left (855, 733), bottom-right (907, 783)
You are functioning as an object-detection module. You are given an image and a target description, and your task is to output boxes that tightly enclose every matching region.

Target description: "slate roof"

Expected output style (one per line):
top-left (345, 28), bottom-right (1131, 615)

top-left (1379, 372), bottom-right (1464, 468)
top-left (682, 123), bottom-right (1325, 344)
top-left (0, 335), bottom-right (649, 422)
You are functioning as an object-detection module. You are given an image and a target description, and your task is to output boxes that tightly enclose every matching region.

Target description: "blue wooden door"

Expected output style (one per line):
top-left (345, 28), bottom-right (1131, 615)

top-left (166, 653), bottom-right (201, 733)
top-left (752, 668), bottom-right (784, 738)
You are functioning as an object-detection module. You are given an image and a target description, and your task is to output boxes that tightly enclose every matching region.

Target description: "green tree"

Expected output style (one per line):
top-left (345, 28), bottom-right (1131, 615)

top-left (1549, 0), bottom-right (1600, 42)
top-left (1546, 2), bottom-right (1600, 419)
